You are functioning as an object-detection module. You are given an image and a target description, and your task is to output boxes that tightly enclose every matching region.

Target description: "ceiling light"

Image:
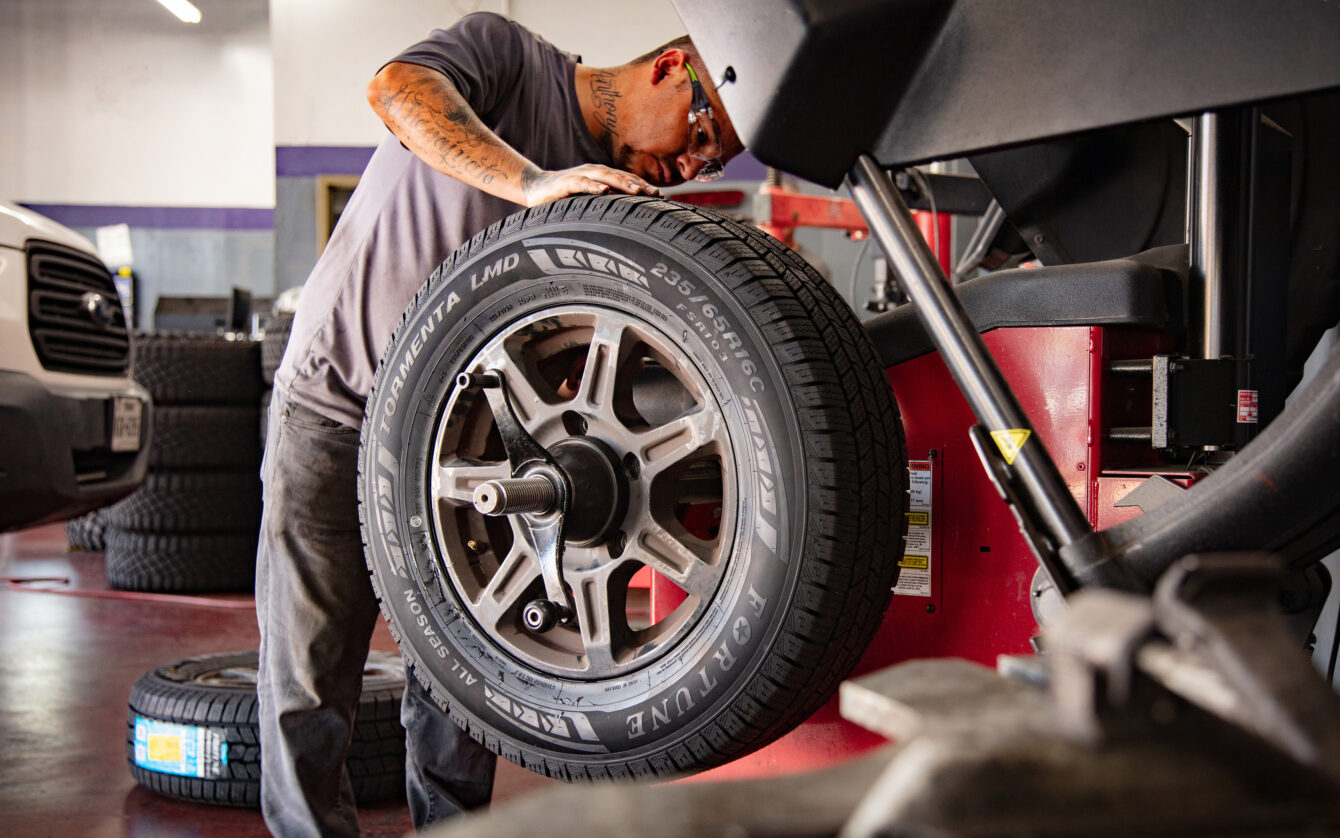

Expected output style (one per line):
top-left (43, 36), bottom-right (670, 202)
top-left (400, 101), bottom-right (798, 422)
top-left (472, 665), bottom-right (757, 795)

top-left (155, 0), bottom-right (202, 24)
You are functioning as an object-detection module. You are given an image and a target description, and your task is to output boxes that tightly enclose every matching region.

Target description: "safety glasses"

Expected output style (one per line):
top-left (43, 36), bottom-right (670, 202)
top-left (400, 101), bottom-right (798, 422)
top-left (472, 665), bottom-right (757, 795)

top-left (685, 62), bottom-right (725, 182)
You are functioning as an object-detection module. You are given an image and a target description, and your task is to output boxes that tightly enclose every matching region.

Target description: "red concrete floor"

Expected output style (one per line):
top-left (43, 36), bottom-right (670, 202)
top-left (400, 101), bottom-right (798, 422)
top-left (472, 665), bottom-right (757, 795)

top-left (0, 522), bottom-right (556, 838)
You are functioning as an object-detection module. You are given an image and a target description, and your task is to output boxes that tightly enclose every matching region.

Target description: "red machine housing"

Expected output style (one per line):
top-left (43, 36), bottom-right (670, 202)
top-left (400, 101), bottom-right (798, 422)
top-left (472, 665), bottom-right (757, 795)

top-left (674, 322), bottom-right (1199, 781)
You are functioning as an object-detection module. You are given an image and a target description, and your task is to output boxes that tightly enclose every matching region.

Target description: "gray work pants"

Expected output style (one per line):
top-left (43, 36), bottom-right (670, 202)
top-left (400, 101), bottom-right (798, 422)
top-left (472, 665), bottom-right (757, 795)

top-left (256, 388), bottom-right (496, 837)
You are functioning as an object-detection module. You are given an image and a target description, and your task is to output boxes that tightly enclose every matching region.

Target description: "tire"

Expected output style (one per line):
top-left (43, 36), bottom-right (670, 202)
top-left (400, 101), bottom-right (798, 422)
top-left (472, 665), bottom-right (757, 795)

top-left (66, 507), bottom-right (108, 552)
top-left (104, 528), bottom-right (258, 593)
top-left (261, 312), bottom-right (294, 385)
top-left (149, 406), bottom-right (261, 470)
top-left (127, 650), bottom-right (407, 807)
top-left (105, 471), bottom-right (261, 534)
top-left (134, 333), bottom-right (262, 405)
top-left (359, 196), bottom-right (906, 779)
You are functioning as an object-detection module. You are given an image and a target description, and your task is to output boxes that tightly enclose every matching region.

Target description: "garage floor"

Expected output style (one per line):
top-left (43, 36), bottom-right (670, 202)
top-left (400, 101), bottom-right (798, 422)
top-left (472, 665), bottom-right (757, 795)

top-left (0, 522), bottom-right (556, 838)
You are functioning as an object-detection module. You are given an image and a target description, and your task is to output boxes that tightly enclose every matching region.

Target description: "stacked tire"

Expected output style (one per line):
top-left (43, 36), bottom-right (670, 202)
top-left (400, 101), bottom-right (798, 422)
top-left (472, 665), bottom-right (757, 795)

top-left (127, 650), bottom-right (407, 807)
top-left (260, 311), bottom-right (293, 387)
top-left (66, 506), bottom-right (109, 552)
top-left (104, 334), bottom-right (262, 593)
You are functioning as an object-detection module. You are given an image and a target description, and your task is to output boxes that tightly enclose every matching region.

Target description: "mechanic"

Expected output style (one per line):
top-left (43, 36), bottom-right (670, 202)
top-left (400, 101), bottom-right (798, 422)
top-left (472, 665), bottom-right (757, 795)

top-left (256, 12), bottom-right (743, 838)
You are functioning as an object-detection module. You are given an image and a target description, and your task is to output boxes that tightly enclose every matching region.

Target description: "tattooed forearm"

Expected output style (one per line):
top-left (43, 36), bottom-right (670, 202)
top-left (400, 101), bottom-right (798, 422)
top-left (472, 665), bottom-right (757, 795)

top-left (379, 80), bottom-right (507, 180)
top-left (370, 65), bottom-right (525, 193)
top-left (588, 70), bottom-right (621, 156)
top-left (368, 62), bottom-right (645, 208)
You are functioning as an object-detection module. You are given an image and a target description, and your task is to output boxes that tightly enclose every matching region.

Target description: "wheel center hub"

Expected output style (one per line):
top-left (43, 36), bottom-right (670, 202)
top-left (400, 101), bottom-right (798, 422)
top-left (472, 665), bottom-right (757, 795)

top-left (549, 435), bottom-right (628, 546)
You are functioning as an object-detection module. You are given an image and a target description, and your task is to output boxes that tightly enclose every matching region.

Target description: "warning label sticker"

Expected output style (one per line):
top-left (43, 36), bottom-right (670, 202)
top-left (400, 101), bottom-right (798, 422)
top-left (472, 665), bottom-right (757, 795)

top-left (904, 516), bottom-right (932, 554)
top-left (1237, 390), bottom-right (1259, 424)
top-left (895, 460), bottom-right (933, 597)
top-left (989, 429), bottom-right (1031, 466)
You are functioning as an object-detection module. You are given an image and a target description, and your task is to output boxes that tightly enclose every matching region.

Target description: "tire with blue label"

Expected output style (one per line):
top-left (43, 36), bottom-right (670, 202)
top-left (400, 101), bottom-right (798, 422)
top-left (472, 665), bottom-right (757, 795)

top-left (359, 196), bottom-right (906, 779)
top-left (127, 650), bottom-right (406, 807)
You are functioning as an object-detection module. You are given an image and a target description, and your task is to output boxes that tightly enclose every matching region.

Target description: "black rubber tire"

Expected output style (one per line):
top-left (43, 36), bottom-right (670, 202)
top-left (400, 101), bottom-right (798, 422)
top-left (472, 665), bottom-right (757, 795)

top-left (134, 333), bottom-right (262, 405)
top-left (65, 507), bottom-right (108, 552)
top-left (149, 406), bottom-right (261, 470)
top-left (127, 650), bottom-right (407, 807)
top-left (261, 313), bottom-right (294, 385)
top-left (359, 196), bottom-right (906, 780)
top-left (104, 527), bottom-right (258, 593)
top-left (104, 471), bottom-right (261, 534)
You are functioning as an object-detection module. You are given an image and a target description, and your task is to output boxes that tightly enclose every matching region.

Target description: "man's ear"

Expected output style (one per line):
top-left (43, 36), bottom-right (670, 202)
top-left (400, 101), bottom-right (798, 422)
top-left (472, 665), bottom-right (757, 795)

top-left (650, 48), bottom-right (687, 84)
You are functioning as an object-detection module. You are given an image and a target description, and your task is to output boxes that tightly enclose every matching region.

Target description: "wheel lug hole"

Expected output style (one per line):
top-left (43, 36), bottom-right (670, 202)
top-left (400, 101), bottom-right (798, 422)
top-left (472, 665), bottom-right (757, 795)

top-left (562, 411), bottom-right (588, 436)
top-left (623, 453), bottom-right (641, 479)
top-left (607, 530), bottom-right (627, 559)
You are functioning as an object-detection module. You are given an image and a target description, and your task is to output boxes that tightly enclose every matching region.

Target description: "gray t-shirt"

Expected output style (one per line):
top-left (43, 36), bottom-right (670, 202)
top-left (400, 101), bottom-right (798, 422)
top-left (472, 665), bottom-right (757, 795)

top-left (276, 13), bottom-right (609, 428)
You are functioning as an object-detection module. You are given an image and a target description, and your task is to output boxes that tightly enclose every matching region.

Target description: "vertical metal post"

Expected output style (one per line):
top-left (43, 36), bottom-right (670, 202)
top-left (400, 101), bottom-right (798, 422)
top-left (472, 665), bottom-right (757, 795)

top-left (848, 155), bottom-right (1095, 592)
top-left (1188, 111), bottom-right (1277, 444)
top-left (1182, 118), bottom-right (1197, 262)
top-left (1193, 112), bottom-right (1228, 360)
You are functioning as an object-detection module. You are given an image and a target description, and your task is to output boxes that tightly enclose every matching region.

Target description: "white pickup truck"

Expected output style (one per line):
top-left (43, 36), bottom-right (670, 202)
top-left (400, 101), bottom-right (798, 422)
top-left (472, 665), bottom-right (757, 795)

top-left (0, 201), bottom-right (150, 531)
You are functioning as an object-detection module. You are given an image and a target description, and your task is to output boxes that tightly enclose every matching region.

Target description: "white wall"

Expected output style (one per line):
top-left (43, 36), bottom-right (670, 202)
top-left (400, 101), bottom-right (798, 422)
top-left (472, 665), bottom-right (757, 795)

top-left (0, 0), bottom-right (274, 209)
top-left (510, 0), bottom-right (686, 68)
top-left (272, 0), bottom-right (686, 147)
top-left (0, 0), bottom-right (688, 206)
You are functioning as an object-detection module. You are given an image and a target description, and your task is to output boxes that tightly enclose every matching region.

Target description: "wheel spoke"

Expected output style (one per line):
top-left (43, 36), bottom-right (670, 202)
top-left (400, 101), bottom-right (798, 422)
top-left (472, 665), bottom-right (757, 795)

top-left (473, 541), bottom-right (542, 632)
top-left (473, 345), bottom-right (555, 428)
top-left (435, 459), bottom-right (511, 506)
top-left (575, 317), bottom-right (627, 419)
top-left (632, 521), bottom-right (722, 601)
top-left (635, 409), bottom-right (724, 480)
top-left (570, 567), bottom-right (621, 673)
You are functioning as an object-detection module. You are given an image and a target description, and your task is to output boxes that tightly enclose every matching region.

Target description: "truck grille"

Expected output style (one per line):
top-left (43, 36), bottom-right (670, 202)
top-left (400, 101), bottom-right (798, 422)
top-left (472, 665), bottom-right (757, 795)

top-left (27, 242), bottom-right (131, 375)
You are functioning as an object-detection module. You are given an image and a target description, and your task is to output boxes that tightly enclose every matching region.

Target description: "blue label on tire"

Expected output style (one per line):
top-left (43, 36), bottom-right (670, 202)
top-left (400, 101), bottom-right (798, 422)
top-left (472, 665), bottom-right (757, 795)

top-left (133, 717), bottom-right (227, 778)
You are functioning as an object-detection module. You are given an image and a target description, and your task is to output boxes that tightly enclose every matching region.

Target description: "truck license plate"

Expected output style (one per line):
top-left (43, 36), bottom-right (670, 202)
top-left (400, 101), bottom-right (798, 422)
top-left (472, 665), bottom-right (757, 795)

top-left (111, 396), bottom-right (142, 452)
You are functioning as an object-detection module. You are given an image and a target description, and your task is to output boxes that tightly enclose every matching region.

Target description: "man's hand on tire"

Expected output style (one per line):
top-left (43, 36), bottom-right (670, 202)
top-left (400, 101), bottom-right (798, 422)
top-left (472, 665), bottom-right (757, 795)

top-left (522, 163), bottom-right (661, 207)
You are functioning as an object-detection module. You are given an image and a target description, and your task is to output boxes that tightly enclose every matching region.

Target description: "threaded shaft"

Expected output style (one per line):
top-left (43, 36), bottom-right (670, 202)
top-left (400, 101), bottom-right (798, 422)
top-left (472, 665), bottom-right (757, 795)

top-left (472, 476), bottom-right (557, 515)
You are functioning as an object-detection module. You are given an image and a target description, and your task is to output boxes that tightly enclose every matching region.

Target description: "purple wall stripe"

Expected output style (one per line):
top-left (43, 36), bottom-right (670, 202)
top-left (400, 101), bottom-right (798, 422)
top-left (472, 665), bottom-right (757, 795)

top-left (20, 204), bottom-right (274, 231)
top-left (275, 146), bottom-right (376, 177)
top-left (18, 150), bottom-right (767, 233)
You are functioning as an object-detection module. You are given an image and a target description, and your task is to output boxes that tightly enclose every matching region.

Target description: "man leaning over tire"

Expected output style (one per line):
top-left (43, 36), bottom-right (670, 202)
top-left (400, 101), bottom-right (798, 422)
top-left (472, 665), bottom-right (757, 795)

top-left (256, 12), bottom-right (743, 838)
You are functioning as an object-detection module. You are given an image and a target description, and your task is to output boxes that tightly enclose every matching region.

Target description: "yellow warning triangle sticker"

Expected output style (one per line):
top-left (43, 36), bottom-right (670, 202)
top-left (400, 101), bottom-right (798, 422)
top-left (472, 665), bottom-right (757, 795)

top-left (990, 429), bottom-right (1031, 466)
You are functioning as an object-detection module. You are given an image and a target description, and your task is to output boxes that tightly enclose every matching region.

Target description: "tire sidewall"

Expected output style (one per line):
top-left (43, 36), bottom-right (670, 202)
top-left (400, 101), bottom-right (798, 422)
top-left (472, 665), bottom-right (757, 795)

top-left (362, 216), bottom-right (808, 764)
top-left (150, 650), bottom-right (404, 694)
